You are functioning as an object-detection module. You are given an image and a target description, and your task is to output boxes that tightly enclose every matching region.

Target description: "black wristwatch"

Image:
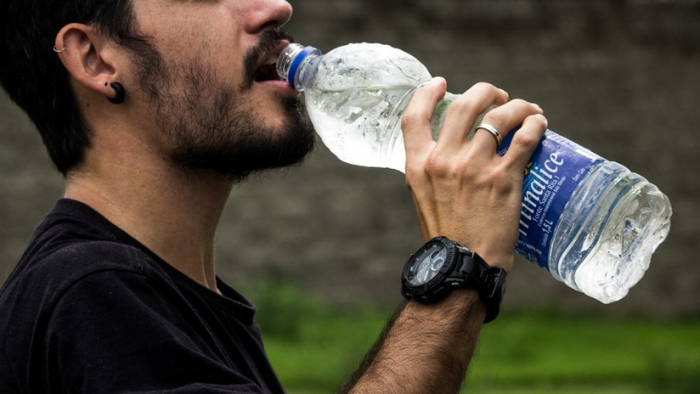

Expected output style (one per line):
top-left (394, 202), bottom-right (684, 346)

top-left (401, 236), bottom-right (507, 323)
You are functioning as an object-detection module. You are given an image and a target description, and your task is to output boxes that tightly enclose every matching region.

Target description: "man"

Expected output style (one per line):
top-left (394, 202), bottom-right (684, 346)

top-left (0, 0), bottom-right (546, 392)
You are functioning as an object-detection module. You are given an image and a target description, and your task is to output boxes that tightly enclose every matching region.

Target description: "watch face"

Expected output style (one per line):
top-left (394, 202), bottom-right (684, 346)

top-left (407, 243), bottom-right (448, 286)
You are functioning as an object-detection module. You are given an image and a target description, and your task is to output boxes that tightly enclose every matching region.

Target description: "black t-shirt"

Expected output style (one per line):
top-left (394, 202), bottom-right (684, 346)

top-left (0, 199), bottom-right (284, 393)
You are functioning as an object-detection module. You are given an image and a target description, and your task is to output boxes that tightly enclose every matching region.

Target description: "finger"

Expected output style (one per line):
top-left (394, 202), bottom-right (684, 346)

top-left (401, 78), bottom-right (447, 159)
top-left (471, 99), bottom-right (543, 154)
top-left (502, 114), bottom-right (549, 170)
top-left (436, 82), bottom-right (508, 152)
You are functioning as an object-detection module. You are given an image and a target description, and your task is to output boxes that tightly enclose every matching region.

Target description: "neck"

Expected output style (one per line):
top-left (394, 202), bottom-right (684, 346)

top-left (65, 151), bottom-right (233, 294)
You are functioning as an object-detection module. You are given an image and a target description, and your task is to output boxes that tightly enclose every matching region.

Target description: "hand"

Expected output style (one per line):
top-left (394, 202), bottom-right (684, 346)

top-left (402, 78), bottom-right (548, 272)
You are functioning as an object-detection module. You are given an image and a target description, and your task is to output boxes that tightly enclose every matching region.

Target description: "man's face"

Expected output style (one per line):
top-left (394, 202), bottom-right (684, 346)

top-left (126, 0), bottom-right (314, 181)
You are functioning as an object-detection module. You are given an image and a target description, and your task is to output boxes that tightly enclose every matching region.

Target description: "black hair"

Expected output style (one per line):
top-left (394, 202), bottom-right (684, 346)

top-left (0, 0), bottom-right (145, 175)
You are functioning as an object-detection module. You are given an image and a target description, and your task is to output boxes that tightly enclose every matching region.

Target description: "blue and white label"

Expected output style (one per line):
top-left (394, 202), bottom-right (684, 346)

top-left (497, 130), bottom-right (603, 269)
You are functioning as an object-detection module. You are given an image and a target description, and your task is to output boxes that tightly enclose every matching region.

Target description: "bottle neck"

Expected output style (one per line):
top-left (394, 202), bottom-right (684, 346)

top-left (276, 43), bottom-right (322, 92)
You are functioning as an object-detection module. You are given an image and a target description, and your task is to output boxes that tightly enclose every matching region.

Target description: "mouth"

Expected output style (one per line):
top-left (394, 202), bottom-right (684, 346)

top-left (252, 41), bottom-right (290, 83)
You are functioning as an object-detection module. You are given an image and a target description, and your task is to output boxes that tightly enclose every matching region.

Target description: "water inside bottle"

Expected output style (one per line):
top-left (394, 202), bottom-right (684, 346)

top-left (306, 87), bottom-right (413, 171)
top-left (551, 161), bottom-right (672, 303)
top-left (301, 43), bottom-right (433, 171)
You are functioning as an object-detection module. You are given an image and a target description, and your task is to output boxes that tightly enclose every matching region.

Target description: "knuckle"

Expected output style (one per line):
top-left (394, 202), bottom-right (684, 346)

top-left (401, 111), bottom-right (421, 130)
top-left (482, 110), bottom-right (507, 127)
top-left (529, 114), bottom-right (549, 129)
top-left (427, 148), bottom-right (478, 181)
top-left (472, 81), bottom-right (495, 91)
top-left (447, 96), bottom-right (478, 115)
top-left (468, 162), bottom-right (493, 184)
top-left (425, 152), bottom-right (452, 177)
top-left (480, 165), bottom-right (515, 193)
top-left (512, 130), bottom-right (541, 149)
top-left (472, 173), bottom-right (494, 190)
top-left (510, 98), bottom-right (531, 109)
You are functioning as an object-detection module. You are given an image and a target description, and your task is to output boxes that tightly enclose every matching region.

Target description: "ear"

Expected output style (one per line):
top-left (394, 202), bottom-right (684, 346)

top-left (54, 23), bottom-right (122, 101)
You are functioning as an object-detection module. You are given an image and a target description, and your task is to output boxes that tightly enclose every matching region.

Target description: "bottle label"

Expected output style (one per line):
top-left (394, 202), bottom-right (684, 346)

top-left (497, 130), bottom-right (603, 269)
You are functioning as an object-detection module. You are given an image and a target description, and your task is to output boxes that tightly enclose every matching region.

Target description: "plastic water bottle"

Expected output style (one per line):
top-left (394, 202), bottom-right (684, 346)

top-left (277, 42), bottom-right (672, 303)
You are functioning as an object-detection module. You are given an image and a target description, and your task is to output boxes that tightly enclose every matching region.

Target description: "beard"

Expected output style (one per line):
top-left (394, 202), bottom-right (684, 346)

top-left (126, 30), bottom-right (315, 182)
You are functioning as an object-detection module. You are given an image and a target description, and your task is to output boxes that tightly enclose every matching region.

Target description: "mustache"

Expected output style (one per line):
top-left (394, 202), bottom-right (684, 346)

top-left (241, 29), bottom-right (295, 90)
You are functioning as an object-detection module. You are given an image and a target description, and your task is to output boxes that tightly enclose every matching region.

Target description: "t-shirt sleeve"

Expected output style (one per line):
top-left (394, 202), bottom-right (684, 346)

top-left (44, 269), bottom-right (263, 393)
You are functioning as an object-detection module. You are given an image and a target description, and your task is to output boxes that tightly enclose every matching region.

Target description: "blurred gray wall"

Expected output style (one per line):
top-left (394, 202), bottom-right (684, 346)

top-left (1, 0), bottom-right (699, 317)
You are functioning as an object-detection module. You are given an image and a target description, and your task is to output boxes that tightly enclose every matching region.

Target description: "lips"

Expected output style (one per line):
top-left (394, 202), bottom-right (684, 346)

top-left (252, 40), bottom-right (290, 83)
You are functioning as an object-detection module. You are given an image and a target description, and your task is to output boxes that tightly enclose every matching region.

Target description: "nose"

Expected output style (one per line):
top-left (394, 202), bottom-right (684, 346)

top-left (243, 0), bottom-right (293, 32)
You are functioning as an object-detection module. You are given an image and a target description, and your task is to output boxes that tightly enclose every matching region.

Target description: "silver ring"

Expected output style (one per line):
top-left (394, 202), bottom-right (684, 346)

top-left (475, 123), bottom-right (502, 147)
top-left (53, 46), bottom-right (66, 53)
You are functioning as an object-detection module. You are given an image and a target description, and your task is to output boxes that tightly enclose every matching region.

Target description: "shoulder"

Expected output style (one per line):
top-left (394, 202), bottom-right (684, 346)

top-left (8, 199), bottom-right (158, 288)
top-left (0, 239), bottom-right (173, 320)
top-left (42, 239), bottom-right (151, 274)
top-left (25, 240), bottom-right (157, 291)
top-left (0, 240), bottom-right (178, 385)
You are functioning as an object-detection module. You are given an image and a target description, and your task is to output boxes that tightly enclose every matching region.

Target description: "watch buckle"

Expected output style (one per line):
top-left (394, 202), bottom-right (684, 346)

top-left (483, 267), bottom-right (506, 299)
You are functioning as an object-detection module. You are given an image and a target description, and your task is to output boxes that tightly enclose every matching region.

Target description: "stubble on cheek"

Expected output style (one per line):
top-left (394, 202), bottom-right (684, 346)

top-left (127, 30), bottom-right (315, 181)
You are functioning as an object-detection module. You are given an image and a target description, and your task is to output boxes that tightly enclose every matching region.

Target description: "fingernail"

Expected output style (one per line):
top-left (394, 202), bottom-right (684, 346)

top-left (532, 103), bottom-right (543, 112)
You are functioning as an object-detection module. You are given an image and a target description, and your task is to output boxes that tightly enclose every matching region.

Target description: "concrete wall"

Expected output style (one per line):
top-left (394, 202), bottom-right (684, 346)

top-left (2, 0), bottom-right (699, 317)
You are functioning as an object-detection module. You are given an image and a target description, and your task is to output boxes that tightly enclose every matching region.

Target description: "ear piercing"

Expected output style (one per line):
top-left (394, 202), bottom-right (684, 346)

top-left (106, 82), bottom-right (126, 104)
top-left (52, 44), bottom-right (126, 104)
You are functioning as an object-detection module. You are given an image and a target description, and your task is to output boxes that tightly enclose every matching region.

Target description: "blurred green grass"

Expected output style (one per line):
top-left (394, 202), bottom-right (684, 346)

top-left (247, 283), bottom-right (700, 393)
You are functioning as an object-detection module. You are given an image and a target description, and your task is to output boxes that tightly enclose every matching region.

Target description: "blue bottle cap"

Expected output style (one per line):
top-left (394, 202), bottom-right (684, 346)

top-left (287, 46), bottom-right (321, 88)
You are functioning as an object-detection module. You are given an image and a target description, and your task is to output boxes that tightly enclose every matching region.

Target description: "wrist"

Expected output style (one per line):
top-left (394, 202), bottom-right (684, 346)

top-left (463, 239), bottom-right (515, 273)
top-left (401, 236), bottom-right (507, 323)
top-left (404, 288), bottom-right (487, 326)
top-left (474, 251), bottom-right (514, 274)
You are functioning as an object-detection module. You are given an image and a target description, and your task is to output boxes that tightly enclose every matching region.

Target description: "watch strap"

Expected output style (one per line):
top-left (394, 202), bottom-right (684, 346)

top-left (454, 247), bottom-right (506, 323)
top-left (401, 237), bottom-right (506, 324)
